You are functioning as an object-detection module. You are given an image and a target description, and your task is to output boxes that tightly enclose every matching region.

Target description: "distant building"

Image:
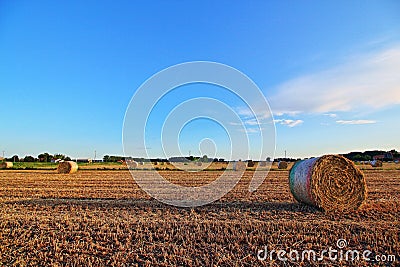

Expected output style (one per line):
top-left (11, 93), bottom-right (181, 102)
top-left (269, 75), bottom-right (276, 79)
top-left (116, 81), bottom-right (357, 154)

top-left (373, 152), bottom-right (393, 161)
top-left (75, 159), bottom-right (90, 163)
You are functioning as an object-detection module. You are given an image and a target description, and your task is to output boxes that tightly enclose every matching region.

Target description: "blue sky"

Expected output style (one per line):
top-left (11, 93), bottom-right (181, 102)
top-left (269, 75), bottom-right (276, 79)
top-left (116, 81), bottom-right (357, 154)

top-left (1, 1), bottom-right (399, 159)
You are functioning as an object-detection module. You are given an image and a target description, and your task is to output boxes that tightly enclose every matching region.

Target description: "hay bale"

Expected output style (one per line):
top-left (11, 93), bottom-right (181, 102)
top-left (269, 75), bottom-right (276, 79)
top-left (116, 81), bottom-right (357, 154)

top-left (370, 160), bottom-right (382, 167)
top-left (289, 155), bottom-right (366, 212)
top-left (247, 160), bottom-right (255, 167)
top-left (0, 162), bottom-right (13, 169)
top-left (233, 160), bottom-right (246, 171)
top-left (57, 161), bottom-right (78, 174)
top-left (278, 161), bottom-right (288, 169)
top-left (126, 160), bottom-right (138, 169)
top-left (196, 162), bottom-right (203, 166)
top-left (258, 161), bottom-right (267, 167)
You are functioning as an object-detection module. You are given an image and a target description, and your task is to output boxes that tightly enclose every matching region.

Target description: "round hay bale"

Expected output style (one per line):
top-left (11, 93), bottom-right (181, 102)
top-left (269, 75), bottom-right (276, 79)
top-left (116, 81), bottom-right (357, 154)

top-left (289, 155), bottom-right (366, 212)
top-left (247, 160), bottom-right (255, 167)
top-left (258, 161), bottom-right (267, 167)
top-left (0, 162), bottom-right (13, 169)
top-left (278, 161), bottom-right (288, 169)
top-left (196, 162), bottom-right (203, 166)
top-left (127, 160), bottom-right (138, 169)
top-left (57, 161), bottom-right (78, 174)
top-left (233, 160), bottom-right (246, 171)
top-left (139, 162), bottom-right (144, 165)
top-left (370, 160), bottom-right (382, 167)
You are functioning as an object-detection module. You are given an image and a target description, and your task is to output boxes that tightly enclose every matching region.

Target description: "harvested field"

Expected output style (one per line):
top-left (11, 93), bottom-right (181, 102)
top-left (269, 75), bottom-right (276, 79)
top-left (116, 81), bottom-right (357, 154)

top-left (0, 169), bottom-right (399, 266)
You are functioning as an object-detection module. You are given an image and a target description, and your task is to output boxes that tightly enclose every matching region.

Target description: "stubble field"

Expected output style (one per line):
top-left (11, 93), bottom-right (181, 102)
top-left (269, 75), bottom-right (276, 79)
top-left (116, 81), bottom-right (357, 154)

top-left (0, 169), bottom-right (399, 266)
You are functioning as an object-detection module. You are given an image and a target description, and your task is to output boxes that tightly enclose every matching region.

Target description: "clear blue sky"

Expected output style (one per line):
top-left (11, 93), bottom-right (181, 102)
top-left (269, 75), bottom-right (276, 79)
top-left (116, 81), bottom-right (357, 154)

top-left (1, 1), bottom-right (399, 159)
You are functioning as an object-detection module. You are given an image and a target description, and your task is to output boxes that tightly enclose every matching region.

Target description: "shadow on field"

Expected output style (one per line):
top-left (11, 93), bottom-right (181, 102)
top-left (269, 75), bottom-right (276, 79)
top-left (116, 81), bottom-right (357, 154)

top-left (4, 198), bottom-right (320, 214)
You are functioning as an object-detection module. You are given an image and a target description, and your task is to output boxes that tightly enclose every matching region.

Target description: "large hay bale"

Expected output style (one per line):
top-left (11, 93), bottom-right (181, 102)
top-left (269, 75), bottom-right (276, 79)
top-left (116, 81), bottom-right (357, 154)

top-left (0, 162), bottom-right (13, 169)
top-left (289, 155), bottom-right (366, 212)
top-left (370, 160), bottom-right (382, 167)
top-left (278, 161), bottom-right (288, 169)
top-left (57, 161), bottom-right (78, 174)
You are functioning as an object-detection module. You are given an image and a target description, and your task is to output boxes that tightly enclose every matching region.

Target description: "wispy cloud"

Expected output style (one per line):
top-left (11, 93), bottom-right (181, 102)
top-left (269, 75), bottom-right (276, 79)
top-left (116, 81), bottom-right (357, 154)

top-left (238, 127), bottom-right (261, 134)
top-left (229, 118), bottom-right (266, 127)
top-left (231, 106), bottom-right (274, 133)
top-left (336, 120), bottom-right (376, 125)
top-left (269, 44), bottom-right (400, 115)
top-left (274, 119), bottom-right (304, 127)
top-left (324, 113), bottom-right (337, 118)
top-left (235, 106), bottom-right (271, 120)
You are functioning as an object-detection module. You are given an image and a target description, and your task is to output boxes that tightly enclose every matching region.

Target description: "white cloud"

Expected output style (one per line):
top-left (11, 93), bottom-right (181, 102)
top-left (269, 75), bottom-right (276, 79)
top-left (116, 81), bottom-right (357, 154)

top-left (235, 106), bottom-right (273, 120)
top-left (238, 127), bottom-right (262, 134)
top-left (324, 113), bottom-right (337, 118)
top-left (274, 119), bottom-right (304, 127)
top-left (269, 45), bottom-right (400, 115)
top-left (229, 118), bottom-right (266, 127)
top-left (336, 120), bottom-right (377, 125)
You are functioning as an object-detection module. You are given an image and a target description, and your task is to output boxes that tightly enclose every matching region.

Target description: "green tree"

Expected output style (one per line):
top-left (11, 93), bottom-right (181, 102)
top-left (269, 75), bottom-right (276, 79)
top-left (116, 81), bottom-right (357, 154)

top-left (53, 154), bottom-right (66, 160)
top-left (24, 155), bottom-right (35, 162)
top-left (103, 155), bottom-right (110, 162)
top-left (38, 153), bottom-right (53, 162)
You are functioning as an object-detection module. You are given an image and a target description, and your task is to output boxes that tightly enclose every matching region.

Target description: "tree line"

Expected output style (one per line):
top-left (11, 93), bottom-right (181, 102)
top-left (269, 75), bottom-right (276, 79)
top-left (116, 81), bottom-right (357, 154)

top-left (3, 153), bottom-right (71, 162)
top-left (3, 149), bottom-right (398, 163)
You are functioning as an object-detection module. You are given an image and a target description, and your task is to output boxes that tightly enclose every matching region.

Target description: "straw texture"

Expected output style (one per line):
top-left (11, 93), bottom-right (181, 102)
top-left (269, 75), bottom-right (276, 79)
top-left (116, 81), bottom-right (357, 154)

top-left (57, 161), bottom-right (78, 174)
top-left (278, 161), bottom-right (288, 169)
top-left (289, 155), bottom-right (366, 212)
top-left (0, 162), bottom-right (13, 169)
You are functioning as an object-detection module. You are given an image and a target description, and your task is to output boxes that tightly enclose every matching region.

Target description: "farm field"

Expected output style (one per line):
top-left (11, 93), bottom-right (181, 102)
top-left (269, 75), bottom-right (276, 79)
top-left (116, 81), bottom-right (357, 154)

top-left (0, 169), bottom-right (399, 266)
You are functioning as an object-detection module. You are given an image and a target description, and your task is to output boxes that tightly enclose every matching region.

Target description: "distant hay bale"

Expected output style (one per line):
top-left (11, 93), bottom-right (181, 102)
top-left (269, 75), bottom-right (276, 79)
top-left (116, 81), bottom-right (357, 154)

top-left (139, 162), bottom-right (144, 165)
top-left (57, 161), bottom-right (78, 174)
top-left (0, 162), bottom-right (13, 169)
top-left (233, 160), bottom-right (246, 171)
top-left (370, 160), bottom-right (382, 167)
top-left (258, 161), bottom-right (267, 167)
top-left (247, 160), bottom-right (255, 167)
top-left (196, 162), bottom-right (203, 166)
top-left (278, 161), bottom-right (288, 169)
top-left (126, 160), bottom-right (138, 169)
top-left (289, 155), bottom-right (367, 212)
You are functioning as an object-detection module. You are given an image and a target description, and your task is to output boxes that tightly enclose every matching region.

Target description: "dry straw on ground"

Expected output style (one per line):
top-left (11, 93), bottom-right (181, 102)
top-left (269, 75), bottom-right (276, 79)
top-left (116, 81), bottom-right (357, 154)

top-left (0, 162), bottom-right (13, 169)
top-left (57, 161), bottom-right (78, 174)
top-left (289, 155), bottom-right (367, 212)
top-left (278, 161), bottom-right (288, 169)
